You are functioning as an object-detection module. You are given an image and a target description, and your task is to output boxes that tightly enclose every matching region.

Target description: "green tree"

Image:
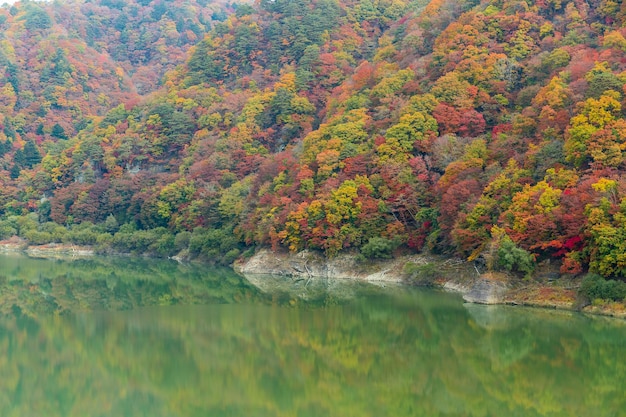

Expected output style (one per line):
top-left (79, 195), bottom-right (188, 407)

top-left (488, 226), bottom-right (535, 278)
top-left (22, 6), bottom-right (52, 31)
top-left (360, 237), bottom-right (399, 259)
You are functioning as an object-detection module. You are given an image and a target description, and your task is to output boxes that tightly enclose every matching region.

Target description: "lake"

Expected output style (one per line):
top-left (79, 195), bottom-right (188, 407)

top-left (0, 253), bottom-right (624, 416)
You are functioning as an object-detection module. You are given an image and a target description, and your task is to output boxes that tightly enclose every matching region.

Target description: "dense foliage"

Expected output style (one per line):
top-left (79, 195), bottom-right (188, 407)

top-left (580, 273), bottom-right (626, 302)
top-left (4, 0), bottom-right (626, 283)
top-left (0, 0), bottom-right (229, 150)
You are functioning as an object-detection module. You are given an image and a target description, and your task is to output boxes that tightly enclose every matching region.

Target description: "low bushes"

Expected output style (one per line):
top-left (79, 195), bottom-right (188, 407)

top-left (0, 213), bottom-right (246, 265)
top-left (360, 237), bottom-right (401, 259)
top-left (403, 262), bottom-right (438, 286)
top-left (580, 273), bottom-right (626, 302)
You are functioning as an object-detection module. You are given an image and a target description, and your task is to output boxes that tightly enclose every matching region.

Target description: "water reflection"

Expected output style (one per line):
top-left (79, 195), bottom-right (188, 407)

top-left (0, 254), bottom-right (624, 416)
top-left (0, 253), bottom-right (261, 315)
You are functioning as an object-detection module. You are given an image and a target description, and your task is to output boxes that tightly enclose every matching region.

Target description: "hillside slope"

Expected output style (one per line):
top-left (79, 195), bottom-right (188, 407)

top-left (0, 0), bottom-right (231, 170)
top-left (4, 0), bottom-right (626, 296)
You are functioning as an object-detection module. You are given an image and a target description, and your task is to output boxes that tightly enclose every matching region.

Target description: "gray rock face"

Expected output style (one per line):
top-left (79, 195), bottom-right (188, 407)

top-left (236, 248), bottom-right (478, 291)
top-left (463, 278), bottom-right (509, 304)
top-left (236, 248), bottom-right (408, 282)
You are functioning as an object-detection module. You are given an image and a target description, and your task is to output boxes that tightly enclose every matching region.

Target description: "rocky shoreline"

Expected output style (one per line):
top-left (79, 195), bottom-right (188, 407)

top-left (0, 238), bottom-right (95, 258)
top-left (2, 240), bottom-right (624, 319)
top-left (236, 248), bottom-right (626, 319)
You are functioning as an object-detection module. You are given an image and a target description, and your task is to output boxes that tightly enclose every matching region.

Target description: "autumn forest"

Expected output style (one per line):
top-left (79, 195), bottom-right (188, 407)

top-left (2, 0), bottom-right (626, 298)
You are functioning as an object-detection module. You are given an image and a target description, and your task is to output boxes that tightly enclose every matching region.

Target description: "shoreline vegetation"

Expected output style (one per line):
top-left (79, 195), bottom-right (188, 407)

top-left (2, 228), bottom-right (624, 319)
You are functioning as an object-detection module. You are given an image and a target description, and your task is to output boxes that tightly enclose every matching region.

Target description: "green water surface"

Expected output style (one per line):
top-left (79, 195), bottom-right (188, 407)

top-left (0, 253), bottom-right (624, 417)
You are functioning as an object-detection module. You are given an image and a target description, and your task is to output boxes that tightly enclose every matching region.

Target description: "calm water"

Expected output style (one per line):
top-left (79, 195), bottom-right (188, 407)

top-left (0, 253), bottom-right (624, 416)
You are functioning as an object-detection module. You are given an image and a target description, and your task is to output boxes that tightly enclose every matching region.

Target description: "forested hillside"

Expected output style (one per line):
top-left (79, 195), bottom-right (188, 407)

top-left (4, 0), bottom-right (626, 291)
top-left (0, 0), bottom-right (230, 147)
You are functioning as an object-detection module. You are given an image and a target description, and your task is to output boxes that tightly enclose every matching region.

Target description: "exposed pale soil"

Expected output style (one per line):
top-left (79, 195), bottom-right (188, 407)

top-left (0, 237), bottom-right (95, 258)
top-left (236, 248), bottom-right (626, 319)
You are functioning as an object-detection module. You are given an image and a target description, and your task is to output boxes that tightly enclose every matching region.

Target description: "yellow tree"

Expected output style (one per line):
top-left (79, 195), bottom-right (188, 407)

top-left (565, 91), bottom-right (622, 167)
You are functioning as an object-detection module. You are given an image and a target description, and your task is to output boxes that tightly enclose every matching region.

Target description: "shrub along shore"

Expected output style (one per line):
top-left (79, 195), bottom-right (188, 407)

top-left (0, 213), bottom-right (248, 266)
